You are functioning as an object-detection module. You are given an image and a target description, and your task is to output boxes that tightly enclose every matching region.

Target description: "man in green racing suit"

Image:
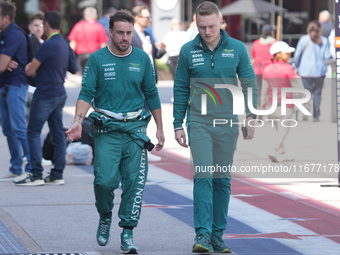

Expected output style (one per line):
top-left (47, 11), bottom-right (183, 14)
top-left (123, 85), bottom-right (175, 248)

top-left (66, 10), bottom-right (164, 254)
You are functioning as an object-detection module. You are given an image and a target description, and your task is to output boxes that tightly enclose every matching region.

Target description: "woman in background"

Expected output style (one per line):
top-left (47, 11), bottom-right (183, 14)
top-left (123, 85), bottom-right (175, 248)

top-left (294, 20), bottom-right (332, 122)
top-left (262, 41), bottom-right (297, 163)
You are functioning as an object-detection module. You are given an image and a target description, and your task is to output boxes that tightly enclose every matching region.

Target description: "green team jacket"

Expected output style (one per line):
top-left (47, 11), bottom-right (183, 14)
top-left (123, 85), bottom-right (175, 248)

top-left (79, 46), bottom-right (161, 114)
top-left (173, 29), bottom-right (258, 129)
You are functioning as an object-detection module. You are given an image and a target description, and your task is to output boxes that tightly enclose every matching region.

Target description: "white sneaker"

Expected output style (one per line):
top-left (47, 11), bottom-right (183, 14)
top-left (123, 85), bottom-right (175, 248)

top-left (15, 173), bottom-right (44, 186)
top-left (41, 158), bottom-right (52, 166)
top-left (277, 154), bottom-right (295, 162)
top-left (12, 172), bottom-right (30, 182)
top-left (268, 154), bottom-right (278, 163)
top-left (268, 153), bottom-right (295, 163)
top-left (0, 171), bottom-right (20, 181)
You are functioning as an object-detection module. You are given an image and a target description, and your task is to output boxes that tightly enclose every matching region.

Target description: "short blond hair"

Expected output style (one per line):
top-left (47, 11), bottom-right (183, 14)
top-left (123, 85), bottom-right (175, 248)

top-left (195, 1), bottom-right (221, 17)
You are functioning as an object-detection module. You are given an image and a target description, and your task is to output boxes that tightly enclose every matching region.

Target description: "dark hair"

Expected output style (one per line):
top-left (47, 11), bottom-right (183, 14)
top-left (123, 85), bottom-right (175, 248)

top-left (195, 1), bottom-right (220, 17)
top-left (30, 11), bottom-right (44, 23)
top-left (261, 24), bottom-right (274, 38)
top-left (131, 5), bottom-right (149, 17)
top-left (0, 1), bottom-right (16, 22)
top-left (109, 9), bottom-right (134, 30)
top-left (307, 20), bottom-right (322, 45)
top-left (44, 11), bottom-right (61, 30)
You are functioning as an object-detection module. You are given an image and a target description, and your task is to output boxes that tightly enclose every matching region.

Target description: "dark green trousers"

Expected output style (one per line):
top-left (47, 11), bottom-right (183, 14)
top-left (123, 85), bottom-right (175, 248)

top-left (93, 131), bottom-right (148, 228)
top-left (189, 122), bottom-right (239, 237)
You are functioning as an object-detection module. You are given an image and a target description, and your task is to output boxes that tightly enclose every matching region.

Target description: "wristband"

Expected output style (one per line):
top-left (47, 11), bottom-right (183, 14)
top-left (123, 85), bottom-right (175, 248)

top-left (74, 120), bottom-right (82, 125)
top-left (174, 127), bottom-right (183, 132)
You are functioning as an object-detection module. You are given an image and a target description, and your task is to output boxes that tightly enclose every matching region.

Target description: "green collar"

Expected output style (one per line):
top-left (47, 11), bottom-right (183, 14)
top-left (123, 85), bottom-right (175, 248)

top-left (199, 30), bottom-right (224, 52)
top-left (47, 32), bottom-right (59, 41)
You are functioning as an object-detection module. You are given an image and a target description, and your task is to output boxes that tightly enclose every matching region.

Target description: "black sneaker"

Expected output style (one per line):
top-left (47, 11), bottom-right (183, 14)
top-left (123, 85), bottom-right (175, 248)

top-left (15, 173), bottom-right (44, 186)
top-left (44, 175), bottom-right (64, 185)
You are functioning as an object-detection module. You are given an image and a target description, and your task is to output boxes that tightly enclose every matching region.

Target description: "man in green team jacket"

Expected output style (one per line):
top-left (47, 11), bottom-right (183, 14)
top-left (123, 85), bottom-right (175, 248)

top-left (173, 2), bottom-right (258, 253)
top-left (66, 10), bottom-right (164, 254)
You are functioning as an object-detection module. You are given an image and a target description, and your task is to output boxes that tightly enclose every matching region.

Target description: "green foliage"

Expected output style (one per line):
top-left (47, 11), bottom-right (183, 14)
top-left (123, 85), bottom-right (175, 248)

top-left (155, 58), bottom-right (169, 71)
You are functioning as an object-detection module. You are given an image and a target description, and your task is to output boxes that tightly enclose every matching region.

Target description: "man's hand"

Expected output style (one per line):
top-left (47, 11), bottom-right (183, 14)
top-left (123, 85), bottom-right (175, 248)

top-left (7, 60), bottom-right (18, 72)
top-left (25, 62), bottom-right (31, 71)
top-left (155, 129), bottom-right (165, 151)
top-left (155, 42), bottom-right (166, 53)
top-left (150, 108), bottom-right (164, 151)
top-left (243, 117), bottom-right (255, 140)
top-left (65, 121), bottom-right (82, 142)
top-left (175, 129), bottom-right (188, 148)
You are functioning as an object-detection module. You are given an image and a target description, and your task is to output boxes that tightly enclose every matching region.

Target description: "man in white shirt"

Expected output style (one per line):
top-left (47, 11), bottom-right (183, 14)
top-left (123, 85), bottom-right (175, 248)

top-left (131, 5), bottom-right (166, 82)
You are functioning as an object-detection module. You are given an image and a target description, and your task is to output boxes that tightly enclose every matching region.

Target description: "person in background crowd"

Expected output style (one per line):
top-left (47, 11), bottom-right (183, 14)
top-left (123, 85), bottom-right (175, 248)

top-left (131, 5), bottom-right (166, 83)
top-left (221, 19), bottom-right (227, 30)
top-left (251, 24), bottom-right (276, 111)
top-left (219, 13), bottom-right (227, 30)
top-left (16, 11), bottom-right (76, 186)
top-left (68, 7), bottom-right (108, 73)
top-left (163, 18), bottom-right (186, 79)
top-left (97, 6), bottom-right (117, 43)
top-left (144, 25), bottom-right (156, 42)
top-left (328, 28), bottom-right (335, 58)
top-left (26, 11), bottom-right (44, 97)
top-left (319, 10), bottom-right (333, 38)
top-left (0, 1), bottom-right (31, 181)
top-left (186, 13), bottom-right (198, 41)
top-left (28, 11), bottom-right (44, 45)
top-left (262, 41), bottom-right (298, 163)
top-left (22, 11), bottom-right (53, 176)
top-left (294, 20), bottom-right (333, 122)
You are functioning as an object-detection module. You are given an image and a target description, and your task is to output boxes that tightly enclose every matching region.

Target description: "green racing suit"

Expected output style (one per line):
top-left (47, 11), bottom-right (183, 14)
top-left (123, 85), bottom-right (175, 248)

top-left (78, 46), bottom-right (161, 228)
top-left (173, 29), bottom-right (258, 237)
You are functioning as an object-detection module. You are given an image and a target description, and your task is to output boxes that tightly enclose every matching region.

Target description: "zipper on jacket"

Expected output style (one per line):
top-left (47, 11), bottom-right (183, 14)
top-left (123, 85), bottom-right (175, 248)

top-left (211, 52), bottom-right (214, 68)
top-left (211, 32), bottom-right (225, 68)
top-left (210, 42), bottom-right (221, 68)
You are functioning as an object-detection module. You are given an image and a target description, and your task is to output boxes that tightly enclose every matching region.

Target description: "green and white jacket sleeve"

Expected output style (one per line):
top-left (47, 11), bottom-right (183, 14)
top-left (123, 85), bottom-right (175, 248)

top-left (173, 45), bottom-right (190, 129)
top-left (141, 57), bottom-right (161, 111)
